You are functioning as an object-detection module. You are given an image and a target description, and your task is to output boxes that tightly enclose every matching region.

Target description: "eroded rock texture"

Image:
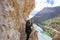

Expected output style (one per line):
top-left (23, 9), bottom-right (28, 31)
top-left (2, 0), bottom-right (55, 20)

top-left (0, 0), bottom-right (38, 40)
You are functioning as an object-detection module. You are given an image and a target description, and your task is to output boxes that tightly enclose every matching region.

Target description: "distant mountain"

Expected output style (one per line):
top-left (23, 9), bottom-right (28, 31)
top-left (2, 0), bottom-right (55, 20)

top-left (31, 6), bottom-right (60, 23)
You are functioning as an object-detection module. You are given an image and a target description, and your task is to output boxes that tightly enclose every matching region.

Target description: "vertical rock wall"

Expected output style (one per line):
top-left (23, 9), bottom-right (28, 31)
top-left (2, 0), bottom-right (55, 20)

top-left (0, 0), bottom-right (38, 40)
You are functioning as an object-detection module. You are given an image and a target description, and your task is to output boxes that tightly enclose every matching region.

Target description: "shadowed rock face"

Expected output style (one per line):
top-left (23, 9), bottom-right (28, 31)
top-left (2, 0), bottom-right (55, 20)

top-left (0, 0), bottom-right (35, 40)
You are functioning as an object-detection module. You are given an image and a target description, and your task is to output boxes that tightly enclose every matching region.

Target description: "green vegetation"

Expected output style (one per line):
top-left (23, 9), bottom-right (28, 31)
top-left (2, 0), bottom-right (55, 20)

top-left (37, 15), bottom-right (60, 37)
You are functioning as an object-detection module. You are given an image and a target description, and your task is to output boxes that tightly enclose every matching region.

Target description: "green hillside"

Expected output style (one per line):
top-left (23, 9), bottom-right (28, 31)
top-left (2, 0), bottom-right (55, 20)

top-left (37, 15), bottom-right (60, 37)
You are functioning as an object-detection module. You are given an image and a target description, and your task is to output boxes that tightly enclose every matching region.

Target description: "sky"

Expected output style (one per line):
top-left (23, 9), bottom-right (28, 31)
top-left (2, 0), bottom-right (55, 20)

top-left (27, 0), bottom-right (60, 20)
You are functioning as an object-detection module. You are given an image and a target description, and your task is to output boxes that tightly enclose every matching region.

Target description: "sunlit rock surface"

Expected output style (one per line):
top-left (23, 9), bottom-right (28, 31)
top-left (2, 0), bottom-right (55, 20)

top-left (0, 0), bottom-right (36, 40)
top-left (53, 34), bottom-right (60, 40)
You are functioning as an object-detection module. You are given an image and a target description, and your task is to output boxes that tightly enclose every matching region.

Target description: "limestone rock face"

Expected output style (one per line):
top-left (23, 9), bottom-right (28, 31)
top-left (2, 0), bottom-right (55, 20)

top-left (0, 0), bottom-right (37, 40)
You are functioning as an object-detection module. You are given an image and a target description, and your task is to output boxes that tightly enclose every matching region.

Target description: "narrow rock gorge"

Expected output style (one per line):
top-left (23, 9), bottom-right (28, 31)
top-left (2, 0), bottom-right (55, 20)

top-left (0, 0), bottom-right (38, 40)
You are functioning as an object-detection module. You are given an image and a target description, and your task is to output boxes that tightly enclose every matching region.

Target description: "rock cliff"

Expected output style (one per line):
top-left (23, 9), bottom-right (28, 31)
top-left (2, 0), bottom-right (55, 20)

top-left (0, 0), bottom-right (38, 40)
